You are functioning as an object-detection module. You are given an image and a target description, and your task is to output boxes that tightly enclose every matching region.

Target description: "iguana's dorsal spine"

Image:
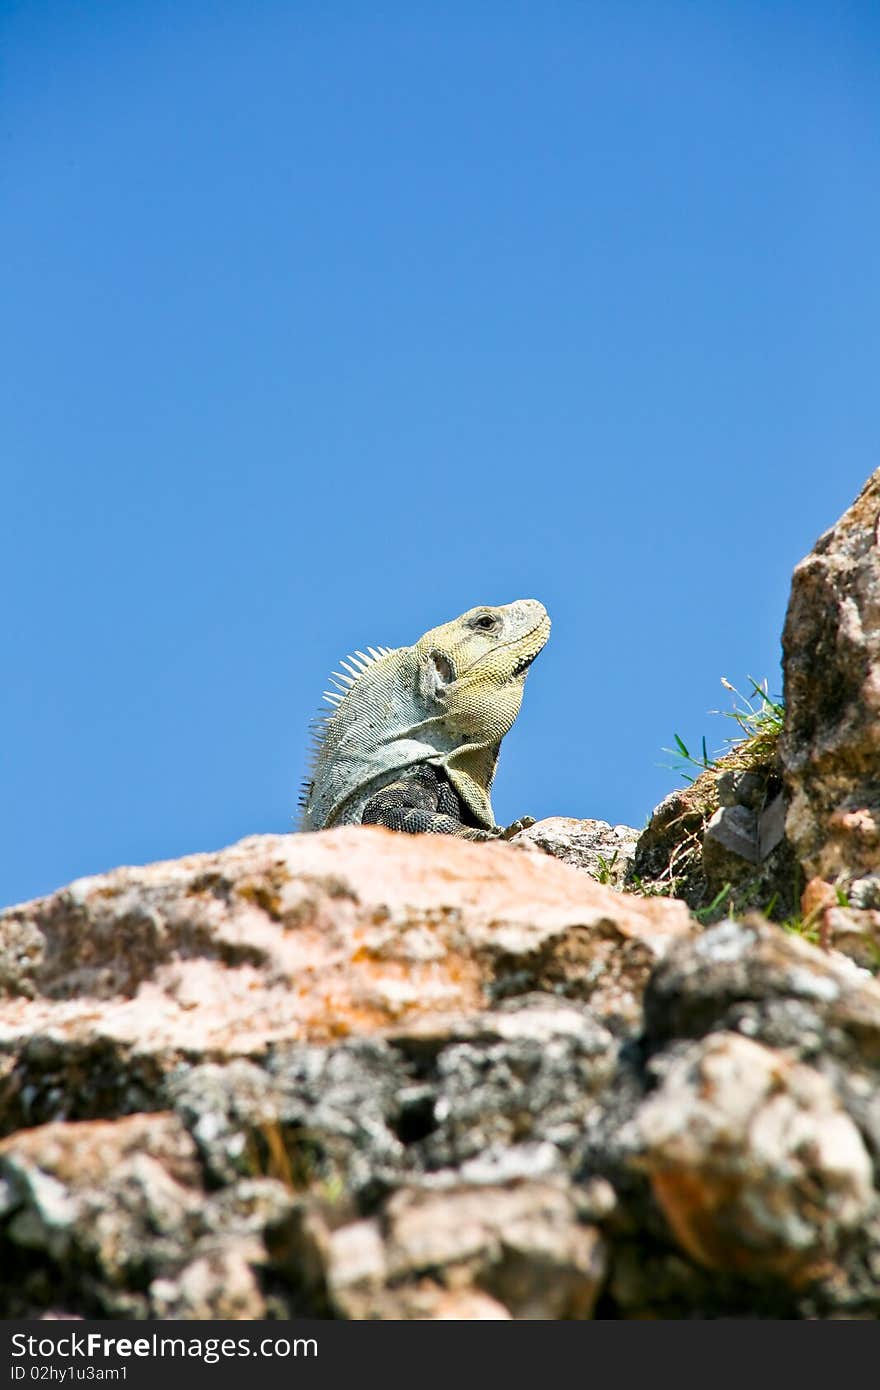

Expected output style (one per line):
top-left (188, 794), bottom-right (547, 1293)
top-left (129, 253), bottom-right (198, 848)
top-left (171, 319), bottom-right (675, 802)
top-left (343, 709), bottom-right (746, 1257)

top-left (298, 644), bottom-right (398, 825)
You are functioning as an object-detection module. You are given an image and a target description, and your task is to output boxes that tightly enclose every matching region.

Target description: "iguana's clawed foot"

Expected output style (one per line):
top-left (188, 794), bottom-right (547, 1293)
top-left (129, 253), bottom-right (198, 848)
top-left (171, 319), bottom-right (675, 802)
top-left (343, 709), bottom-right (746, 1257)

top-left (499, 816), bottom-right (536, 840)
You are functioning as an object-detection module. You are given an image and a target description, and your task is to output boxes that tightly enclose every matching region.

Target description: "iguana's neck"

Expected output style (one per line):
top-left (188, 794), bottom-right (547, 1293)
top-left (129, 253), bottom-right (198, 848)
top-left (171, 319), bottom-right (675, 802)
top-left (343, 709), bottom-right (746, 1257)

top-left (441, 742), bottom-right (500, 828)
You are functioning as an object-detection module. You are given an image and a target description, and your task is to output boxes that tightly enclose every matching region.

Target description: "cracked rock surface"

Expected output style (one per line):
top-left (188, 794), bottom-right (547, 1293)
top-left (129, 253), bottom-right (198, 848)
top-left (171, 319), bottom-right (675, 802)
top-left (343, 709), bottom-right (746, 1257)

top-left (3, 829), bottom-right (880, 1319)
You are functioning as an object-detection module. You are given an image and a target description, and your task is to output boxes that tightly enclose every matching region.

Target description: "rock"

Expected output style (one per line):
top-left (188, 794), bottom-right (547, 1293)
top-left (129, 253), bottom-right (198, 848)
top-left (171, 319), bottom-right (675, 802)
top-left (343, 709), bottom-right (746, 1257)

top-left (164, 991), bottom-right (619, 1220)
top-left (701, 795), bottom-right (786, 879)
top-left (589, 917), bottom-right (880, 1316)
top-left (631, 757), bottom-right (799, 923)
top-left (149, 1240), bottom-right (268, 1320)
top-left (798, 878), bottom-right (880, 966)
top-left (513, 818), bottom-right (640, 885)
top-left (636, 1032), bottom-right (874, 1283)
top-left (850, 875), bottom-right (880, 911)
top-left (0, 830), bottom-right (697, 1318)
top-left (716, 770), bottom-right (767, 812)
top-left (643, 917), bottom-right (880, 1063)
top-left (0, 1112), bottom-right (287, 1318)
top-left (703, 805), bottom-right (759, 867)
top-left (310, 1182), bottom-right (607, 1320)
top-left (630, 784), bottom-right (712, 894)
top-left (0, 831), bottom-right (693, 1138)
top-left (801, 877), bottom-right (840, 920)
top-left (757, 792), bottom-right (787, 861)
top-left (781, 469), bottom-right (880, 887)
top-left (819, 906), bottom-right (880, 971)
top-left (3, 830), bottom-right (880, 1316)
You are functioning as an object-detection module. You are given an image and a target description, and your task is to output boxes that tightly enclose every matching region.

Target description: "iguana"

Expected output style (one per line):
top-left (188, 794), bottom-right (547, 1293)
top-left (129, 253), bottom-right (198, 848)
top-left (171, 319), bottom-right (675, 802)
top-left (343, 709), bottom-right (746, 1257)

top-left (298, 600), bottom-right (550, 840)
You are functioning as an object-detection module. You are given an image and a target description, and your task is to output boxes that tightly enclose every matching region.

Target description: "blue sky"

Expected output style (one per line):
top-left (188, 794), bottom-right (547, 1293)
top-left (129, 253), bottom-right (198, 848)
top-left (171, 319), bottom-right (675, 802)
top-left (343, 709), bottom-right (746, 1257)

top-left (3, 1), bottom-right (878, 907)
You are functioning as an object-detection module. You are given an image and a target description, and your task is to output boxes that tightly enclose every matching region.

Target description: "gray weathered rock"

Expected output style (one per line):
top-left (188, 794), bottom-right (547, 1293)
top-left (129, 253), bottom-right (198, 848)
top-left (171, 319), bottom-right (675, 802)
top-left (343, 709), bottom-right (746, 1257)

top-left (0, 833), bottom-right (687, 1319)
top-left (781, 469), bottom-right (880, 887)
top-left (0, 1112), bottom-right (292, 1318)
top-left (850, 875), bottom-right (880, 911)
top-left (3, 834), bottom-right (880, 1317)
top-left (321, 1182), bottom-right (608, 1320)
top-left (636, 1031), bottom-right (874, 1283)
top-left (703, 804), bottom-right (759, 866)
top-left (513, 817), bottom-right (640, 886)
top-left (643, 916), bottom-right (880, 1062)
top-left (757, 791), bottom-right (787, 861)
top-left (716, 770), bottom-right (767, 812)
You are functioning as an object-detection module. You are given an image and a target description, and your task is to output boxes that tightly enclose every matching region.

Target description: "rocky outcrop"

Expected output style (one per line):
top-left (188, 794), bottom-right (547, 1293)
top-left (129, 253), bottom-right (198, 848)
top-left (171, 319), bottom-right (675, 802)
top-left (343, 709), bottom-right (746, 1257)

top-left (0, 828), bottom-right (690, 1084)
top-left (0, 829), bottom-right (692, 1319)
top-left (781, 470), bottom-right (880, 886)
top-left (629, 746), bottom-right (799, 925)
top-left (514, 817), bottom-right (640, 886)
top-left (3, 828), bottom-right (880, 1319)
top-left (629, 471), bottom-right (880, 956)
top-left (4, 472), bottom-right (880, 1319)
top-left (778, 470), bottom-right (880, 962)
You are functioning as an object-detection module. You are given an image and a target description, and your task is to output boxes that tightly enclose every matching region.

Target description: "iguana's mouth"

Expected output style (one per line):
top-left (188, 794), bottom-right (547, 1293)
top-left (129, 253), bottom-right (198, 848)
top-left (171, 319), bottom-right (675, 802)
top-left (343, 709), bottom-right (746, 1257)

top-left (460, 615), bottom-right (551, 680)
top-left (506, 614), bottom-right (553, 678)
top-left (510, 653), bottom-right (537, 677)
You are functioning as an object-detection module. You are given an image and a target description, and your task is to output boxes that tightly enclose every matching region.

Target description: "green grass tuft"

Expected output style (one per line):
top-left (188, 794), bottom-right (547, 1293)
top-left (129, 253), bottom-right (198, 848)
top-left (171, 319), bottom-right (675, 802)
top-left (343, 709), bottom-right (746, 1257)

top-left (663, 675), bottom-right (784, 784)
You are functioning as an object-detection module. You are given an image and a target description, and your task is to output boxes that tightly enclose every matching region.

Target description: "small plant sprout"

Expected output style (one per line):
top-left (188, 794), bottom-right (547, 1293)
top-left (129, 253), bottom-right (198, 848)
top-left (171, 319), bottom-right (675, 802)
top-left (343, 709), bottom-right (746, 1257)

top-left (664, 675), bottom-right (784, 784)
top-left (713, 676), bottom-right (784, 748)
top-left (594, 851), bottom-right (619, 885)
top-left (661, 733), bottom-right (718, 784)
top-left (694, 882), bottom-right (732, 924)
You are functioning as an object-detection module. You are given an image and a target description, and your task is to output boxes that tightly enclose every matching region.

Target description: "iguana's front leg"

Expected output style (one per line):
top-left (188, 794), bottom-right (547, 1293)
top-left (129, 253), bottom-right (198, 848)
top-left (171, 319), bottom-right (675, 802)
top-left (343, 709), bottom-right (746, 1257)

top-left (498, 816), bottom-right (536, 839)
top-left (361, 764), bottom-right (507, 841)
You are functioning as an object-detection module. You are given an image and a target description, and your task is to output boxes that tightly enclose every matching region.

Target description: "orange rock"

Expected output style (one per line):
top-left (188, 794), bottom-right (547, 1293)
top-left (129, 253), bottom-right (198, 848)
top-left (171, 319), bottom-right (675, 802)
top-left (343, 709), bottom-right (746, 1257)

top-left (637, 1032), bottom-right (874, 1284)
top-left (801, 877), bottom-right (838, 920)
top-left (0, 828), bottom-right (694, 1063)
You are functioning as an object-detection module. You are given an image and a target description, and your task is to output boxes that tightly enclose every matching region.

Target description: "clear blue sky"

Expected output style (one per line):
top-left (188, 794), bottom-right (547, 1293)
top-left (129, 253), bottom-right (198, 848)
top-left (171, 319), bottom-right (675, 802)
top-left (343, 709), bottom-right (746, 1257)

top-left (3, 1), bottom-right (878, 907)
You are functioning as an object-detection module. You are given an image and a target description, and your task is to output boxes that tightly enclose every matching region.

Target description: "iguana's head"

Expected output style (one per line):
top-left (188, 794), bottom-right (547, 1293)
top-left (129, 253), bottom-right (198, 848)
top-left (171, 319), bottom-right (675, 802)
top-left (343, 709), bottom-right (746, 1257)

top-left (414, 600), bottom-right (550, 742)
top-left (299, 599), bottom-right (550, 831)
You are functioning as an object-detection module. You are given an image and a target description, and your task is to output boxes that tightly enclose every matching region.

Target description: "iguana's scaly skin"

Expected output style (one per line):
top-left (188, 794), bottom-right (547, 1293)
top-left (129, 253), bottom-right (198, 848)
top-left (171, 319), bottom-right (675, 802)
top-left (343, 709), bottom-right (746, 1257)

top-left (299, 600), bottom-right (550, 839)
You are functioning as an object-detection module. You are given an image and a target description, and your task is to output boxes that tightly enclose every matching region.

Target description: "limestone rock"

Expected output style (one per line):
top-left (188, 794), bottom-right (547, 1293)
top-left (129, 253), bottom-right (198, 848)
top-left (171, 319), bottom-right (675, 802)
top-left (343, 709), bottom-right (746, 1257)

top-left (637, 1032), bottom-right (874, 1283)
top-left (0, 829), bottom-right (696, 1319)
top-left (318, 1183), bottom-right (607, 1320)
top-left (817, 905), bottom-right (880, 971)
top-left (165, 992), bottom-right (618, 1203)
top-left (781, 469), bottom-right (880, 885)
top-left (3, 774), bottom-right (880, 1314)
top-left (0, 830), bottom-right (693, 1138)
top-left (513, 817), bottom-right (640, 886)
top-left (716, 770), bottom-right (767, 811)
top-left (643, 916), bottom-right (880, 1063)
top-left (0, 1112), bottom-right (285, 1318)
top-left (757, 792), bottom-right (787, 861)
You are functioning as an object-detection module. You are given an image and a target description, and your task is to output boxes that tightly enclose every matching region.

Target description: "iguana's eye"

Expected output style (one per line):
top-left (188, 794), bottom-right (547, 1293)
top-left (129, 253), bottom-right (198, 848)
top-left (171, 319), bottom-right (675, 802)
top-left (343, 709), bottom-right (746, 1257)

top-left (472, 613), bottom-right (498, 631)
